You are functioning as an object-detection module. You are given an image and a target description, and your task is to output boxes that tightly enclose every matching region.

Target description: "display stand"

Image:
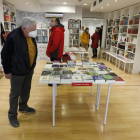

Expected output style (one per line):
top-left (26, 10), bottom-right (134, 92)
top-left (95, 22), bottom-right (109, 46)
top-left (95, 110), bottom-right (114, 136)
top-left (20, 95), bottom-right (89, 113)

top-left (3, 1), bottom-right (16, 34)
top-left (105, 4), bottom-right (140, 74)
top-left (68, 19), bottom-right (81, 47)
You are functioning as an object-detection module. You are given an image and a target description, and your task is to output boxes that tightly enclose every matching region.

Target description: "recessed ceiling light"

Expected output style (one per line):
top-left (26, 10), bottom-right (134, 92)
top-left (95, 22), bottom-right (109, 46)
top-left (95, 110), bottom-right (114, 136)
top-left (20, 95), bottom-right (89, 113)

top-left (83, 4), bottom-right (87, 5)
top-left (115, 0), bottom-right (117, 2)
top-left (107, 4), bottom-right (109, 6)
top-left (34, 9), bottom-right (35, 10)
top-left (26, 3), bottom-right (28, 4)
top-left (63, 2), bottom-right (67, 4)
top-left (30, 6), bottom-right (32, 7)
top-left (101, 7), bottom-right (103, 9)
top-left (94, 19), bottom-right (97, 20)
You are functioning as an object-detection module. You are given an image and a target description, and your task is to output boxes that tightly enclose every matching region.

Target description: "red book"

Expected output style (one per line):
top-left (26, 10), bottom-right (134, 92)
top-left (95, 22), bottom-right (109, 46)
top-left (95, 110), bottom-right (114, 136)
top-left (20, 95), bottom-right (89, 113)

top-left (113, 76), bottom-right (125, 83)
top-left (131, 28), bottom-right (135, 34)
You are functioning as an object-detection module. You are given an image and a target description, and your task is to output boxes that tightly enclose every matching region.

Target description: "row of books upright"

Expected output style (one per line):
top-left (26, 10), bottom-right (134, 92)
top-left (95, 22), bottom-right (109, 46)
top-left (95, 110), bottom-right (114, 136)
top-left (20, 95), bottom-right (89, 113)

top-left (129, 18), bottom-right (139, 25)
top-left (128, 28), bottom-right (138, 34)
top-left (120, 19), bottom-right (128, 25)
top-left (119, 28), bottom-right (127, 33)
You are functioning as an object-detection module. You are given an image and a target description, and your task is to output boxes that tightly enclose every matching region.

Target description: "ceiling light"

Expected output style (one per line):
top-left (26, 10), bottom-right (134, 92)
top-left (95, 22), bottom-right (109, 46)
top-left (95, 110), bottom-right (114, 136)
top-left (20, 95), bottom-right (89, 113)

top-left (83, 4), bottom-right (87, 5)
top-left (30, 6), bottom-right (32, 7)
top-left (94, 19), bottom-right (97, 20)
top-left (115, 0), bottom-right (117, 2)
top-left (63, 2), bottom-right (67, 4)
top-left (107, 4), bottom-right (109, 6)
top-left (34, 9), bottom-right (35, 10)
top-left (101, 7), bottom-right (103, 9)
top-left (26, 3), bottom-right (28, 4)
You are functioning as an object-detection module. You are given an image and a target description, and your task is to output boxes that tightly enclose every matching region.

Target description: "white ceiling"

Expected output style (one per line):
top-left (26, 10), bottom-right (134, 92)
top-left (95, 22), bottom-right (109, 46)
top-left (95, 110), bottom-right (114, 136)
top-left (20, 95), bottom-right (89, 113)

top-left (5, 0), bottom-right (140, 13)
top-left (91, 0), bottom-right (140, 12)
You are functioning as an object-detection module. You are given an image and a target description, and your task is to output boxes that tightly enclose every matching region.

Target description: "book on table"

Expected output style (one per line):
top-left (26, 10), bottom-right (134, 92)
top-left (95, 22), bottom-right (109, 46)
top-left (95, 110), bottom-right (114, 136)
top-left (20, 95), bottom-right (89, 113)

top-left (60, 64), bottom-right (67, 68)
top-left (42, 68), bottom-right (53, 71)
top-left (97, 71), bottom-right (108, 75)
top-left (102, 75), bottom-right (116, 83)
top-left (50, 75), bottom-right (60, 82)
top-left (80, 71), bottom-right (91, 75)
top-left (41, 71), bottom-right (52, 76)
top-left (63, 70), bottom-right (73, 74)
top-left (52, 64), bottom-right (60, 67)
top-left (76, 60), bottom-right (82, 65)
top-left (69, 68), bottom-right (75, 71)
top-left (72, 76), bottom-right (83, 82)
top-left (82, 75), bottom-right (93, 82)
top-left (89, 71), bottom-right (99, 76)
top-left (87, 68), bottom-right (95, 72)
top-left (46, 61), bottom-right (53, 64)
top-left (90, 62), bottom-right (97, 65)
top-left (82, 60), bottom-right (91, 65)
top-left (52, 71), bottom-right (62, 75)
top-left (53, 60), bottom-right (60, 64)
top-left (61, 74), bottom-right (72, 82)
top-left (93, 76), bottom-right (105, 83)
top-left (113, 76), bottom-right (125, 83)
top-left (45, 64), bottom-right (52, 68)
top-left (98, 65), bottom-right (107, 68)
top-left (96, 62), bottom-right (105, 65)
top-left (108, 72), bottom-right (118, 77)
top-left (40, 76), bottom-right (50, 83)
top-left (77, 68), bottom-right (87, 71)
top-left (83, 65), bottom-right (92, 68)
top-left (67, 61), bottom-right (76, 66)
top-left (53, 68), bottom-right (62, 71)
top-left (72, 71), bottom-right (81, 76)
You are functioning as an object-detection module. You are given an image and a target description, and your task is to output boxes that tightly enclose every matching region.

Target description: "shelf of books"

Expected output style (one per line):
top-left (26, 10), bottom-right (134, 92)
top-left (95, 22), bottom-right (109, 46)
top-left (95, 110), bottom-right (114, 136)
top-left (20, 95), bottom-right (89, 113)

top-left (68, 19), bottom-right (81, 47)
top-left (3, 2), bottom-right (16, 36)
top-left (106, 4), bottom-right (140, 74)
top-left (36, 28), bottom-right (49, 44)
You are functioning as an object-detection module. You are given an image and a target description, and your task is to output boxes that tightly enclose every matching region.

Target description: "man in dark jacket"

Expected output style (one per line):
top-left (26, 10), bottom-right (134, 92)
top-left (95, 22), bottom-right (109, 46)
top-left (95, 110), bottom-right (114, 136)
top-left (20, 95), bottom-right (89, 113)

top-left (1, 17), bottom-right (37, 127)
top-left (46, 18), bottom-right (65, 62)
top-left (99, 25), bottom-right (103, 48)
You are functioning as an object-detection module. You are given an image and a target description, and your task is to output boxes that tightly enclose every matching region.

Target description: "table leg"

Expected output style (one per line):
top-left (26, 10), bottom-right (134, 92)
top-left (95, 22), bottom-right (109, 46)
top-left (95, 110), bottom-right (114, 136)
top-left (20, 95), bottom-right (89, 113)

top-left (106, 55), bottom-right (107, 61)
top-left (96, 84), bottom-right (99, 106)
top-left (91, 84), bottom-right (93, 96)
top-left (52, 84), bottom-right (57, 126)
top-left (104, 84), bottom-right (111, 125)
top-left (124, 63), bottom-right (126, 73)
top-left (115, 58), bottom-right (117, 67)
top-left (128, 63), bottom-right (130, 73)
top-left (109, 55), bottom-right (110, 62)
top-left (118, 60), bottom-right (120, 69)
top-left (97, 84), bottom-right (102, 111)
top-left (55, 85), bottom-right (57, 97)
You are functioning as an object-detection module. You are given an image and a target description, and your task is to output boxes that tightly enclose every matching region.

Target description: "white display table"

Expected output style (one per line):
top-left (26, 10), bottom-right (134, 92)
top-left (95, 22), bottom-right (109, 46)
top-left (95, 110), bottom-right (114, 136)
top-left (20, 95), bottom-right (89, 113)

top-left (39, 80), bottom-right (125, 126)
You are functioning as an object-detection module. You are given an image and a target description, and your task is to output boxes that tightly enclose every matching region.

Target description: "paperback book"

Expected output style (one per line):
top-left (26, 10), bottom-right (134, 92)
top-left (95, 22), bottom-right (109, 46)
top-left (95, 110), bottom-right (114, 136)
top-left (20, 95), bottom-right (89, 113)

top-left (93, 76), bottom-right (105, 83)
top-left (39, 76), bottom-right (50, 83)
top-left (82, 75), bottom-right (93, 82)
top-left (102, 75), bottom-right (116, 83)
top-left (41, 71), bottom-right (52, 76)
top-left (72, 76), bottom-right (82, 83)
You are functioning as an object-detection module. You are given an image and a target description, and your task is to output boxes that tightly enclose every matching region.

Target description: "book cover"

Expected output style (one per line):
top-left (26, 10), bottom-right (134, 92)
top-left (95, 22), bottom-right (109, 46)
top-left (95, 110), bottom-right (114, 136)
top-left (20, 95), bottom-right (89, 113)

top-left (98, 65), bottom-right (107, 68)
top-left (103, 75), bottom-right (115, 82)
top-left (63, 70), bottom-right (73, 74)
top-left (89, 72), bottom-right (99, 76)
top-left (72, 76), bottom-right (82, 82)
top-left (113, 76), bottom-right (124, 82)
top-left (40, 76), bottom-right (50, 81)
top-left (82, 75), bottom-right (93, 81)
top-left (80, 71), bottom-right (90, 75)
top-left (41, 71), bottom-right (52, 76)
top-left (61, 74), bottom-right (72, 80)
top-left (52, 71), bottom-right (62, 75)
top-left (108, 72), bottom-right (118, 76)
top-left (93, 76), bottom-right (105, 82)
top-left (50, 75), bottom-right (60, 81)
top-left (78, 68), bottom-right (87, 71)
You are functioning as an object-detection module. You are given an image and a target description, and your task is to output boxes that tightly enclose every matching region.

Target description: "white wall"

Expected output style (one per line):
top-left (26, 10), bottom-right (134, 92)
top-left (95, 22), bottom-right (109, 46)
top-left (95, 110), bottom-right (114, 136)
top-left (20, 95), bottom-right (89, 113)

top-left (63, 7), bottom-right (82, 47)
top-left (0, 0), bottom-right (4, 25)
top-left (82, 18), bottom-right (103, 45)
top-left (82, 10), bottom-right (104, 18)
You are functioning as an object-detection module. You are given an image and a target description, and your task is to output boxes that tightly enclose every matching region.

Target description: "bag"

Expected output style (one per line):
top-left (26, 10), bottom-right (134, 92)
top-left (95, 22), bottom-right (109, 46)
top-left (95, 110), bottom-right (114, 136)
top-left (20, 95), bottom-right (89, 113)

top-left (62, 54), bottom-right (71, 62)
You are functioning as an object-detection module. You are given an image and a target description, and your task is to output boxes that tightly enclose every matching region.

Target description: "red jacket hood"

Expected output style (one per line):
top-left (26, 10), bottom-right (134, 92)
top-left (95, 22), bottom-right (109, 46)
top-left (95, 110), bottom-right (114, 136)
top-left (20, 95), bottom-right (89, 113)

top-left (50, 24), bottom-right (65, 32)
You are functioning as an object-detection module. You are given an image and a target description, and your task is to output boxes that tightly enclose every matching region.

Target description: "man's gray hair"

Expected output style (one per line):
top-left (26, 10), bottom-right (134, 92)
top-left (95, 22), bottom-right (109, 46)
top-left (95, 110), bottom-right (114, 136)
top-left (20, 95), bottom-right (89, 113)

top-left (21, 17), bottom-right (36, 28)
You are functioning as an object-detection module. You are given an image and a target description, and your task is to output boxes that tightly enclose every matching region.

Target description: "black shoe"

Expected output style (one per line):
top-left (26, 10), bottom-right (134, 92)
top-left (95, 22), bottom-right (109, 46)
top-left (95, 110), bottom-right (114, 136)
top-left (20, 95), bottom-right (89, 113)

top-left (19, 107), bottom-right (36, 113)
top-left (9, 118), bottom-right (19, 128)
top-left (48, 84), bottom-right (53, 86)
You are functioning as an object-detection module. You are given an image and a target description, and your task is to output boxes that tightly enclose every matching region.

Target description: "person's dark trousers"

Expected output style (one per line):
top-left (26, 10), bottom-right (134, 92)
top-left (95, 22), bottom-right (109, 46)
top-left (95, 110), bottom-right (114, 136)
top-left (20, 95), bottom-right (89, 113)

top-left (50, 57), bottom-right (61, 62)
top-left (8, 70), bottom-right (34, 121)
top-left (92, 48), bottom-right (97, 57)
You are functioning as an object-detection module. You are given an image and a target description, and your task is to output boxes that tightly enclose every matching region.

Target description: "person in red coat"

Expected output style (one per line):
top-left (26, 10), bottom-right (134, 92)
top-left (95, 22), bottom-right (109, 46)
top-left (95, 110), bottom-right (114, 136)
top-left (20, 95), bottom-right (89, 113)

top-left (46, 18), bottom-right (65, 62)
top-left (91, 29), bottom-right (100, 58)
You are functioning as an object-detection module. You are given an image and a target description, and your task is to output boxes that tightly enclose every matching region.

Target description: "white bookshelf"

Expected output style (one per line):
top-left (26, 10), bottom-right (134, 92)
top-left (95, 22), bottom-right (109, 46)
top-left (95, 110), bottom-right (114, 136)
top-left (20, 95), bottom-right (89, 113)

top-left (36, 28), bottom-right (49, 44)
top-left (68, 19), bottom-right (81, 47)
top-left (3, 1), bottom-right (16, 33)
top-left (106, 4), bottom-right (140, 74)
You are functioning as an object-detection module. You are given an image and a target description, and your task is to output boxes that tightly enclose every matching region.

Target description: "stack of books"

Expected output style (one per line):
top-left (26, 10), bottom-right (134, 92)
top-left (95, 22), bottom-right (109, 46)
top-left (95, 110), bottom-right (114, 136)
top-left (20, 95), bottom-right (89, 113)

top-left (61, 74), bottom-right (72, 83)
top-left (72, 71), bottom-right (81, 76)
top-left (93, 76), bottom-right (105, 83)
top-left (82, 75), bottom-right (93, 82)
top-left (67, 61), bottom-right (75, 66)
top-left (102, 75), bottom-right (116, 83)
top-left (76, 60), bottom-right (82, 65)
top-left (72, 76), bottom-right (82, 83)
top-left (60, 63), bottom-right (67, 68)
top-left (82, 60), bottom-right (90, 65)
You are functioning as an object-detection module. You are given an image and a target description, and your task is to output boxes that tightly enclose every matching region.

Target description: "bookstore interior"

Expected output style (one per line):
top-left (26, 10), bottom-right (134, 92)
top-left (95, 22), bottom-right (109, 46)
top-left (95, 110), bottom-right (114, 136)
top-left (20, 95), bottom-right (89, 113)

top-left (0, 0), bottom-right (140, 139)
